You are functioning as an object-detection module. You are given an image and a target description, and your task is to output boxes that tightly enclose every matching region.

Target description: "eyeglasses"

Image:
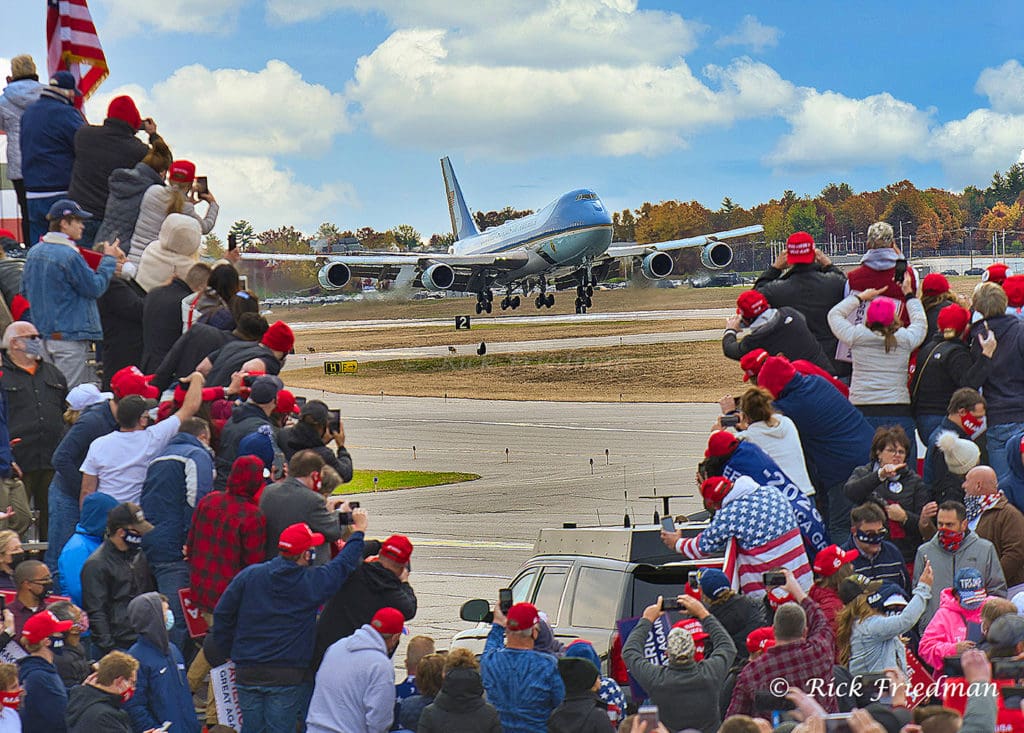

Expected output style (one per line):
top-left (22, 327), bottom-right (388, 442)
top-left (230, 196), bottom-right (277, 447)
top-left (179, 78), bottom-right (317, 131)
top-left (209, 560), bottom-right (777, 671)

top-left (880, 446), bottom-right (907, 456)
top-left (28, 578), bottom-right (52, 585)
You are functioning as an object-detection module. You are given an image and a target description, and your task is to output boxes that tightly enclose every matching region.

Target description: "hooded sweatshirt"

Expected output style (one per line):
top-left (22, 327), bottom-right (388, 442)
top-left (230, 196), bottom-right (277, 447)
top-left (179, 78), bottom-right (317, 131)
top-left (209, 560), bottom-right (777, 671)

top-left (94, 161), bottom-right (164, 248)
top-left (418, 668), bottom-right (502, 733)
top-left (845, 250), bottom-right (917, 327)
top-left (130, 185), bottom-right (219, 266)
top-left (912, 532), bottom-right (1006, 632)
top-left (307, 624), bottom-right (396, 733)
top-left (740, 414), bottom-right (814, 496)
top-left (18, 653), bottom-right (68, 733)
top-left (0, 76), bottom-right (44, 180)
top-left (135, 214), bottom-right (201, 293)
top-left (125, 592), bottom-right (200, 733)
top-left (65, 683), bottom-right (132, 733)
top-left (918, 588), bottom-right (984, 672)
top-left (57, 491), bottom-right (119, 606)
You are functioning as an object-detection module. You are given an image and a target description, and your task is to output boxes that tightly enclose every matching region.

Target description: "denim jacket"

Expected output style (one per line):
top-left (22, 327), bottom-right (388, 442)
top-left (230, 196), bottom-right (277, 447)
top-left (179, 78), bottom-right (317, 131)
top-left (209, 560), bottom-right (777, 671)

top-left (21, 235), bottom-right (116, 341)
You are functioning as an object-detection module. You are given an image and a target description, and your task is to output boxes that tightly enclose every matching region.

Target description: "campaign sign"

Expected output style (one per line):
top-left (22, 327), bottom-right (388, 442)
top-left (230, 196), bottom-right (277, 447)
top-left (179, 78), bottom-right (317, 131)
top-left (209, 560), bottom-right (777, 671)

top-left (0, 640), bottom-right (26, 664)
top-left (615, 614), bottom-right (671, 702)
top-left (212, 662), bottom-right (243, 729)
top-left (178, 588), bottom-right (209, 638)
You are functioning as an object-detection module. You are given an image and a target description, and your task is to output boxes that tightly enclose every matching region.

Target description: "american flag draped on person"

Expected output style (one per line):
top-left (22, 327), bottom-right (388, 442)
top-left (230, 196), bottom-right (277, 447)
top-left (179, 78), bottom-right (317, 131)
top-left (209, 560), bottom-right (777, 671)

top-left (46, 0), bottom-right (108, 102)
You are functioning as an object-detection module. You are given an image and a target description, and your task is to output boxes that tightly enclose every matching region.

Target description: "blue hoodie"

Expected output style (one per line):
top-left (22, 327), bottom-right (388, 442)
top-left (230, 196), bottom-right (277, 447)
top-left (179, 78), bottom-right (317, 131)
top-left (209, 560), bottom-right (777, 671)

top-left (18, 654), bottom-right (68, 733)
top-left (58, 492), bottom-right (118, 606)
top-left (1002, 429), bottom-right (1024, 514)
top-left (19, 89), bottom-right (83, 192)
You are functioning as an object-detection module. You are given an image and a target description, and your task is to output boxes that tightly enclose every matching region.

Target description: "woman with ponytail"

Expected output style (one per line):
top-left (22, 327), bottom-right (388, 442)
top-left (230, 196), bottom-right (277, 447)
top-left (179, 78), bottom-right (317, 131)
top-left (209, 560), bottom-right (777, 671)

top-left (130, 159), bottom-right (219, 266)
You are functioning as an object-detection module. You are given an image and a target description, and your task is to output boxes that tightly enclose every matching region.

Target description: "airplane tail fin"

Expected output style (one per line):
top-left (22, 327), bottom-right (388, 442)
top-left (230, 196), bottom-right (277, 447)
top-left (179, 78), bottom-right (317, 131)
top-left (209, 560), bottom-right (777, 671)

top-left (441, 156), bottom-right (479, 241)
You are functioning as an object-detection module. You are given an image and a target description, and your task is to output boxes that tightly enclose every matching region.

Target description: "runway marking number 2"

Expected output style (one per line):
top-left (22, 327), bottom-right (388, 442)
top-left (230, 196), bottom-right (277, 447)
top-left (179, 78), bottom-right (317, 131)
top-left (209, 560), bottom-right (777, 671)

top-left (455, 316), bottom-right (472, 330)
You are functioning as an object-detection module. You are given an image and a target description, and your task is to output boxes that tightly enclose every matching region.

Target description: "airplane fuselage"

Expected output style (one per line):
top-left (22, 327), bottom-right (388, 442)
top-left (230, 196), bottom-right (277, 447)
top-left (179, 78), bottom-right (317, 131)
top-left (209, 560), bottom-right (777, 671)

top-left (449, 188), bottom-right (613, 284)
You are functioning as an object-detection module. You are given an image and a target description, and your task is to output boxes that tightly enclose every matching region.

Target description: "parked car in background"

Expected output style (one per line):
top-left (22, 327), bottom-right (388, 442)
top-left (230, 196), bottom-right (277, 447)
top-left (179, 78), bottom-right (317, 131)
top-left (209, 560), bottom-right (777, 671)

top-left (965, 267), bottom-right (985, 276)
top-left (690, 273), bottom-right (742, 288)
top-left (941, 269), bottom-right (959, 276)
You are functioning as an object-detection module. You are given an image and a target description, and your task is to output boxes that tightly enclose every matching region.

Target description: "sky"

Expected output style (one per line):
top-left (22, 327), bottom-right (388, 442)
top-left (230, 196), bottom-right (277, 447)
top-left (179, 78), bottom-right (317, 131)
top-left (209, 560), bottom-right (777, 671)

top-left (2, 1), bottom-right (1024, 242)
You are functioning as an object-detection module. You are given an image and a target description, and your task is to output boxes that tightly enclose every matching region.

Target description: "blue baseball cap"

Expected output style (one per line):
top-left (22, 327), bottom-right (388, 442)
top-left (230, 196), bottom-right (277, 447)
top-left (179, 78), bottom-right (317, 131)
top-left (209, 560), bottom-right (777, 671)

top-left (49, 70), bottom-right (82, 96)
top-left (697, 568), bottom-right (732, 600)
top-left (954, 567), bottom-right (986, 609)
top-left (46, 199), bottom-right (92, 221)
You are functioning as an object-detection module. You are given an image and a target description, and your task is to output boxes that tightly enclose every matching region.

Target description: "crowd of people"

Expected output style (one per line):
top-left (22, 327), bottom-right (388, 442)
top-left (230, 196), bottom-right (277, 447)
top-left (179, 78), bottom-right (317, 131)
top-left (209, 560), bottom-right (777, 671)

top-left (1, 56), bottom-right (1021, 733)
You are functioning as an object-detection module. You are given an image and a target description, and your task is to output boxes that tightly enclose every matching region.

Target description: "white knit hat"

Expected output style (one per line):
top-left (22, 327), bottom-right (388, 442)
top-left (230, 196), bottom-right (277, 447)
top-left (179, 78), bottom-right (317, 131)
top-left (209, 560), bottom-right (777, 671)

top-left (134, 213), bottom-right (201, 292)
top-left (936, 430), bottom-right (981, 475)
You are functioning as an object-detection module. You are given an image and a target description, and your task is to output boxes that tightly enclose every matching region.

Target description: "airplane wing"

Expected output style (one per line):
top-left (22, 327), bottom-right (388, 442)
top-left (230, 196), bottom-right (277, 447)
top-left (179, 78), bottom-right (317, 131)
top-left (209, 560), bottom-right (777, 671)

top-left (604, 225), bottom-right (764, 258)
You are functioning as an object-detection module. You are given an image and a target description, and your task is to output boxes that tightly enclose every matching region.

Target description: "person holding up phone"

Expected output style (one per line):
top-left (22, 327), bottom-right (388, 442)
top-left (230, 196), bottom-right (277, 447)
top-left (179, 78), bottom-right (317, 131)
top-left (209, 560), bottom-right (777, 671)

top-left (621, 593), bottom-right (736, 733)
top-left (918, 567), bottom-right (989, 673)
top-left (276, 401), bottom-right (352, 484)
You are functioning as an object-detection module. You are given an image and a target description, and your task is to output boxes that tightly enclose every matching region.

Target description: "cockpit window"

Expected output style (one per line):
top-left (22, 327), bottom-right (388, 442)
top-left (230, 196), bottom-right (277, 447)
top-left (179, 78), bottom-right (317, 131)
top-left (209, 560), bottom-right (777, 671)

top-left (575, 193), bottom-right (597, 201)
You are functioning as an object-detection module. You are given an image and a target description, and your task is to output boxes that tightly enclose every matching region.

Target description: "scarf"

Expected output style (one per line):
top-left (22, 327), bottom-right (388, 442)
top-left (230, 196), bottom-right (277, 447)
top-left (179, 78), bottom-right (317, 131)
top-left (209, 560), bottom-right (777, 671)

top-left (938, 527), bottom-right (969, 553)
top-left (966, 492), bottom-right (1003, 522)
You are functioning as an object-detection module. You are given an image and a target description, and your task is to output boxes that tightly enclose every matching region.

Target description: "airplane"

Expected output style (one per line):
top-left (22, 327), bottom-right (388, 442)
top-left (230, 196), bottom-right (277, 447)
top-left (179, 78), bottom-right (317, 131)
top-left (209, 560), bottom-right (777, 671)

top-left (240, 157), bottom-right (763, 315)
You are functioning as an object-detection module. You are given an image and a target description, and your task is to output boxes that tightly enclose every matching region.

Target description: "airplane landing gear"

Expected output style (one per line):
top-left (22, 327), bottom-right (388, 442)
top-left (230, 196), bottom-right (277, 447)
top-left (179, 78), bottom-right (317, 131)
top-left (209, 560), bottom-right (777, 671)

top-left (534, 279), bottom-right (554, 309)
top-left (500, 294), bottom-right (521, 311)
top-left (574, 270), bottom-right (593, 314)
top-left (475, 289), bottom-right (493, 314)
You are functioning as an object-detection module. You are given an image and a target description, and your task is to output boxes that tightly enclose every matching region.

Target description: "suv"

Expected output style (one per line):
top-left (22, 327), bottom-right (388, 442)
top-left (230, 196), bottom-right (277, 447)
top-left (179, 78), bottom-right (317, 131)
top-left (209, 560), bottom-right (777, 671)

top-left (690, 273), bottom-right (741, 288)
top-left (451, 521), bottom-right (723, 686)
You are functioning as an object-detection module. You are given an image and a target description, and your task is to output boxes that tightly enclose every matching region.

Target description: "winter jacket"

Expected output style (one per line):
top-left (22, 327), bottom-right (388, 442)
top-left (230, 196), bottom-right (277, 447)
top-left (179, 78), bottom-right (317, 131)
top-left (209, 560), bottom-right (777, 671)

top-left (96, 276), bottom-right (146, 390)
top-left (842, 536), bottom-right (911, 592)
top-left (51, 400), bottom-right (117, 501)
top-left (623, 614), bottom-right (735, 733)
top-left (67, 119), bottom-right (150, 218)
top-left (313, 562), bottom-right (417, 670)
top-left (910, 335), bottom-right (992, 417)
top-left (1, 352), bottom-right (67, 472)
top-left (65, 683), bottom-right (132, 733)
top-left (753, 262), bottom-right (848, 371)
top-left (739, 415), bottom-right (813, 496)
top-left (417, 668), bottom-right (501, 733)
top-left (1002, 428), bottom-right (1024, 513)
top-left (212, 532), bottom-right (365, 680)
top-left (278, 421), bottom-right (353, 482)
top-left (260, 476), bottom-right (343, 564)
top-left (398, 694), bottom-right (433, 731)
top-left (206, 341), bottom-right (283, 387)
top-left (546, 692), bottom-right (612, 733)
top-left (844, 463), bottom-right (930, 564)
top-left (845, 251), bottom-right (917, 327)
top-left (21, 237), bottom-right (116, 341)
top-left (913, 532), bottom-right (1006, 632)
top-left (764, 369), bottom-right (875, 490)
top-left (922, 419), bottom-right (986, 505)
top-left (306, 622), bottom-right (395, 733)
top-left (18, 654), bottom-right (68, 733)
top-left (186, 455), bottom-right (267, 613)
top-left (480, 623), bottom-right (564, 733)
top-left (140, 433), bottom-right (214, 565)
top-left (723, 306), bottom-right (834, 373)
top-left (828, 294), bottom-right (927, 406)
top-left (924, 295), bottom-right (958, 343)
top-left (125, 592), bottom-right (200, 733)
top-left (135, 215), bottom-right (201, 293)
top-left (94, 162), bottom-right (163, 248)
top-left (0, 76), bottom-right (44, 180)
top-left (848, 581), bottom-right (930, 675)
top-left (213, 402), bottom-right (276, 492)
top-left (18, 89), bottom-right (83, 193)
top-left (919, 588), bottom-right (984, 671)
top-left (707, 592), bottom-right (766, 664)
top-left (130, 185), bottom-right (219, 266)
top-left (974, 494), bottom-right (1024, 587)
top-left (151, 323), bottom-right (236, 391)
top-left (80, 538), bottom-right (154, 654)
top-left (808, 584), bottom-right (844, 636)
top-left (141, 278), bottom-right (192, 373)
top-left (969, 313), bottom-right (1024, 426)
top-left (53, 639), bottom-right (92, 690)
top-left (57, 492), bottom-right (118, 606)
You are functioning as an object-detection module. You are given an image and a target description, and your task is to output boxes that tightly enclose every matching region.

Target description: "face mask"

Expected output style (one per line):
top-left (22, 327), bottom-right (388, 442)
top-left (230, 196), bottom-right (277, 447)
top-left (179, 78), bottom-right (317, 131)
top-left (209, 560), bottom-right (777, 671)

top-left (938, 527), bottom-right (967, 553)
top-left (72, 612), bottom-right (89, 634)
top-left (164, 609), bottom-right (175, 631)
top-left (308, 549), bottom-right (316, 563)
top-left (32, 581), bottom-right (53, 601)
top-left (961, 412), bottom-right (987, 438)
top-left (120, 261), bottom-right (138, 280)
top-left (0, 691), bottom-right (20, 710)
top-left (119, 685), bottom-right (134, 704)
top-left (147, 408), bottom-right (159, 421)
top-left (21, 338), bottom-right (44, 359)
top-left (855, 530), bottom-right (887, 545)
top-left (124, 530), bottom-right (143, 547)
top-left (51, 636), bottom-right (64, 654)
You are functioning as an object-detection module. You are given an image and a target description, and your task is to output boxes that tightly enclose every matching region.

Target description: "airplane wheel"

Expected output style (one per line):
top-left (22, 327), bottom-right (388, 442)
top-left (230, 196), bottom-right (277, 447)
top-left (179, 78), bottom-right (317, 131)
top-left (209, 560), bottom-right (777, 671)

top-left (545, 294), bottom-right (555, 307)
top-left (584, 296), bottom-right (593, 307)
top-left (484, 301), bottom-right (492, 314)
top-left (586, 286), bottom-right (594, 297)
top-left (511, 296), bottom-right (521, 309)
top-left (535, 297), bottom-right (544, 309)
top-left (475, 302), bottom-right (483, 314)
top-left (500, 300), bottom-right (508, 310)
top-left (580, 306), bottom-right (588, 314)
top-left (575, 305), bottom-right (582, 314)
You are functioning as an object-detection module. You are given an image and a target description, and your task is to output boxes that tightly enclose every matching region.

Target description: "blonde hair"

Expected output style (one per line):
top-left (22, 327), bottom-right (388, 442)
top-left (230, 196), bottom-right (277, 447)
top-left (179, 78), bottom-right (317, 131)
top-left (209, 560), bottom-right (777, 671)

top-left (0, 663), bottom-right (16, 690)
top-left (835, 595), bottom-right (878, 666)
top-left (867, 319), bottom-right (900, 353)
top-left (165, 181), bottom-right (190, 217)
top-left (972, 282), bottom-right (1008, 319)
top-left (142, 136), bottom-right (173, 177)
top-left (95, 651), bottom-right (139, 686)
top-left (739, 387), bottom-right (778, 427)
top-left (10, 55), bottom-right (36, 78)
top-left (0, 530), bottom-right (18, 557)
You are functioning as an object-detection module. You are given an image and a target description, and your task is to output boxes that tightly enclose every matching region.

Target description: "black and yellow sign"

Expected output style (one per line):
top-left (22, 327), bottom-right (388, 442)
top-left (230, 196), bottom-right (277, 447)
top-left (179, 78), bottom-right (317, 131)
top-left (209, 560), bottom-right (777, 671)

top-left (324, 360), bottom-right (358, 375)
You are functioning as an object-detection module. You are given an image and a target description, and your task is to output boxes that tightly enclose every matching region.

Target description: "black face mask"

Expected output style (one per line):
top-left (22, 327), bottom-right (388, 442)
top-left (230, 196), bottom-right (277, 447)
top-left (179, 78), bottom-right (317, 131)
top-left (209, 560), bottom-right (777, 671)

top-left (31, 582), bottom-right (53, 602)
top-left (8, 553), bottom-right (25, 568)
top-left (123, 530), bottom-right (143, 554)
top-left (51, 635), bottom-right (65, 655)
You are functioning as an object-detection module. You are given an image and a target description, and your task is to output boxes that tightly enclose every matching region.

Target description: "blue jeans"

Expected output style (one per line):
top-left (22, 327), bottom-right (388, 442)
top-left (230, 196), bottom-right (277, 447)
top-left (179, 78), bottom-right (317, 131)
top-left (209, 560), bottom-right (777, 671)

top-left (987, 422), bottom-right (1024, 486)
top-left (237, 682), bottom-right (312, 733)
top-left (861, 413), bottom-right (919, 469)
top-left (151, 560), bottom-right (190, 653)
top-left (45, 483), bottom-right (80, 591)
top-left (26, 194), bottom-right (64, 247)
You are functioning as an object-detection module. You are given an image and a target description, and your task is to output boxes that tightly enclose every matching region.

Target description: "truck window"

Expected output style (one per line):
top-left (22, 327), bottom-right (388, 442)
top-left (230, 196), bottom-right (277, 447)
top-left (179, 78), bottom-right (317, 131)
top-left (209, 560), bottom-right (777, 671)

top-left (510, 569), bottom-right (538, 604)
top-left (571, 567), bottom-right (622, 629)
top-left (533, 568), bottom-right (569, 625)
top-left (630, 565), bottom-right (692, 616)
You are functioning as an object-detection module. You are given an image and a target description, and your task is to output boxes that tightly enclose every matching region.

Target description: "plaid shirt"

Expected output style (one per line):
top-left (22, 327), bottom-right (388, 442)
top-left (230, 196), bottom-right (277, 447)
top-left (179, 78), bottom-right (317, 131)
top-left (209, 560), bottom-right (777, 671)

top-left (187, 455), bottom-right (267, 612)
top-left (726, 597), bottom-right (837, 716)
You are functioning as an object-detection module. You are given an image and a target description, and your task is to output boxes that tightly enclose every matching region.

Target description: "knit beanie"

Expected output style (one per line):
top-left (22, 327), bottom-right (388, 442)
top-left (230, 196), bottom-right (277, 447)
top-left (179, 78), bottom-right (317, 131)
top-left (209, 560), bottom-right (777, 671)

top-left (937, 303), bottom-right (970, 335)
top-left (1004, 275), bottom-right (1024, 308)
top-left (261, 320), bottom-right (295, 353)
top-left (556, 657), bottom-right (598, 694)
top-left (666, 626), bottom-right (695, 663)
top-left (107, 95), bottom-right (142, 130)
top-left (238, 431), bottom-right (275, 471)
top-left (865, 297), bottom-right (899, 328)
top-left (757, 356), bottom-right (796, 399)
top-left (936, 431), bottom-right (981, 475)
top-left (921, 273), bottom-right (950, 297)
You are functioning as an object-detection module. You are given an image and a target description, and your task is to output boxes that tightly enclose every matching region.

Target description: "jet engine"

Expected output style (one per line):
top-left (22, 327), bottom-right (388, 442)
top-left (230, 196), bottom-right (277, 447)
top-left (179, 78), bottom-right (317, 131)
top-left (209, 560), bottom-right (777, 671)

top-left (640, 251), bottom-right (675, 280)
top-left (700, 242), bottom-right (733, 270)
top-left (317, 262), bottom-right (351, 289)
top-left (421, 263), bottom-right (456, 291)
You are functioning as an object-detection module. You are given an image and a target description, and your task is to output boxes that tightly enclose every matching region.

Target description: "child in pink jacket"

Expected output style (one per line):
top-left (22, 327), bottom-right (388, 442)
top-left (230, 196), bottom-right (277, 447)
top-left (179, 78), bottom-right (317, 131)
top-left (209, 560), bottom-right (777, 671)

top-left (919, 567), bottom-right (986, 672)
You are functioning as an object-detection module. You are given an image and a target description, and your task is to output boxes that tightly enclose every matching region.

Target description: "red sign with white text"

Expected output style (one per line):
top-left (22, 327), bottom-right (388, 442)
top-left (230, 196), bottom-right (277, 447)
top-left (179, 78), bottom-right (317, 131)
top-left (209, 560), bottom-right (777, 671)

top-left (178, 588), bottom-right (209, 638)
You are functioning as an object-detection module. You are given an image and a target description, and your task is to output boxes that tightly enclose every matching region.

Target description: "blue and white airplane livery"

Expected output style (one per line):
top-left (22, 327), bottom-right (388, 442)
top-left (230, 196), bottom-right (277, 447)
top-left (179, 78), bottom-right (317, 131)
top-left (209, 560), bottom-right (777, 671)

top-left (243, 157), bottom-right (763, 314)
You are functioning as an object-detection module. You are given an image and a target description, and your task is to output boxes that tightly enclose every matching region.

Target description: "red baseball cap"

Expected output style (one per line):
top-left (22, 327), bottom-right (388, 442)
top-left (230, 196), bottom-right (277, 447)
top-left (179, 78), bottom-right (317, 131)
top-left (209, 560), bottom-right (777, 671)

top-left (812, 544), bottom-right (859, 576)
top-left (1004, 275), bottom-right (1024, 308)
top-left (278, 523), bottom-right (324, 554)
top-left (506, 602), bottom-right (540, 631)
top-left (936, 303), bottom-right (970, 335)
top-left (379, 535), bottom-right (413, 565)
top-left (736, 290), bottom-right (769, 321)
top-left (21, 610), bottom-right (73, 645)
top-left (785, 231), bottom-right (815, 264)
top-left (169, 160), bottom-right (196, 184)
top-left (672, 617), bottom-right (709, 641)
top-left (983, 263), bottom-right (1010, 285)
top-left (740, 349), bottom-right (768, 381)
top-left (705, 430), bottom-right (739, 458)
top-left (745, 626), bottom-right (776, 654)
top-left (700, 476), bottom-right (732, 505)
top-left (921, 273), bottom-right (950, 297)
top-left (370, 607), bottom-right (406, 635)
top-left (274, 390), bottom-right (301, 415)
top-left (110, 366), bottom-right (159, 400)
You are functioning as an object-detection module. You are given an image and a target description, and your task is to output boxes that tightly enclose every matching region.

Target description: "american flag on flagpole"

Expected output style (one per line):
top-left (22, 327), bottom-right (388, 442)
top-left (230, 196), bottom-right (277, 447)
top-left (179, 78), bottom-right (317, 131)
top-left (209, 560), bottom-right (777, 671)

top-left (46, 0), bottom-right (108, 101)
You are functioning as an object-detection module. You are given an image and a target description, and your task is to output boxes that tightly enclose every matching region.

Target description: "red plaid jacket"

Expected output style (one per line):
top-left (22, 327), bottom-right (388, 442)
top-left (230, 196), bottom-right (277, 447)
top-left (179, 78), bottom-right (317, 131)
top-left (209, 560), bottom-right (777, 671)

top-left (187, 455), bottom-right (267, 612)
top-left (726, 596), bottom-right (837, 715)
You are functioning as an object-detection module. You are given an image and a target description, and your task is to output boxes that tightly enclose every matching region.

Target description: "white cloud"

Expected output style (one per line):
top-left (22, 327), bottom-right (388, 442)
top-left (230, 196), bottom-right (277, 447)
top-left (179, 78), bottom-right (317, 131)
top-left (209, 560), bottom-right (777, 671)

top-left (82, 61), bottom-right (355, 232)
top-left (930, 109), bottom-right (1024, 180)
top-left (93, 0), bottom-right (246, 37)
top-left (715, 15), bottom-right (780, 52)
top-left (975, 60), bottom-right (1024, 114)
top-left (705, 57), bottom-right (799, 118)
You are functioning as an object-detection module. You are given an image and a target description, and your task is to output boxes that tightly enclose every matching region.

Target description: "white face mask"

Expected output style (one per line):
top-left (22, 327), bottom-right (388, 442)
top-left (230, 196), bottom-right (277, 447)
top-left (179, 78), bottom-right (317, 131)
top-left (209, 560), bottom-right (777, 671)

top-left (120, 261), bottom-right (138, 280)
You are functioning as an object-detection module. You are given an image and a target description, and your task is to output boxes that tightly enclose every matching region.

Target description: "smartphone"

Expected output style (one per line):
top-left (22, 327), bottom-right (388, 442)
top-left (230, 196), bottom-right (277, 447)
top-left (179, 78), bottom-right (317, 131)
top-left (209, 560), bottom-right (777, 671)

top-left (661, 596), bottom-right (681, 610)
top-left (337, 511), bottom-right (353, 526)
top-left (661, 517), bottom-right (675, 533)
top-left (763, 571), bottom-right (786, 587)
top-left (688, 571), bottom-right (699, 587)
top-left (637, 705), bottom-right (659, 727)
top-left (327, 409), bottom-right (341, 434)
top-left (499, 588), bottom-right (513, 614)
top-left (894, 259), bottom-right (907, 283)
top-left (966, 621), bottom-right (983, 644)
top-left (157, 722), bottom-right (173, 732)
top-left (1000, 686), bottom-right (1024, 708)
top-left (753, 691), bottom-right (796, 713)
top-left (194, 176), bottom-right (208, 196)
top-left (294, 396), bottom-right (307, 409)
top-left (228, 232), bottom-right (238, 251)
top-left (720, 413), bottom-right (740, 428)
top-left (349, 502), bottom-right (360, 510)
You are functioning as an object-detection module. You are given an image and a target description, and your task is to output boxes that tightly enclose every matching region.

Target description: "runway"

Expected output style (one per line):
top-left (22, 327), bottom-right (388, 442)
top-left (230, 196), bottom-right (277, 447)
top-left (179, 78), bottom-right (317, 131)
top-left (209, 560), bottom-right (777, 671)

top-left (293, 390), bottom-right (716, 645)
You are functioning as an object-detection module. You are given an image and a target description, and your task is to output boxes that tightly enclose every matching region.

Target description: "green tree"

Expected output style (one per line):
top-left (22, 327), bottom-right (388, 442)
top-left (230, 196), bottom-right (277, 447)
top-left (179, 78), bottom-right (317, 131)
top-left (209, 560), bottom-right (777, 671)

top-left (612, 209), bottom-right (636, 242)
top-left (784, 201), bottom-right (824, 241)
top-left (760, 203), bottom-right (787, 242)
top-left (390, 224), bottom-right (422, 250)
top-left (229, 220), bottom-right (256, 249)
top-left (356, 226), bottom-right (398, 250)
top-left (428, 232), bottom-right (456, 249)
top-left (473, 207), bottom-right (533, 230)
top-left (315, 222), bottom-right (343, 243)
top-left (634, 200), bottom-right (710, 244)
top-left (203, 233), bottom-right (224, 259)
top-left (819, 182), bottom-right (854, 205)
